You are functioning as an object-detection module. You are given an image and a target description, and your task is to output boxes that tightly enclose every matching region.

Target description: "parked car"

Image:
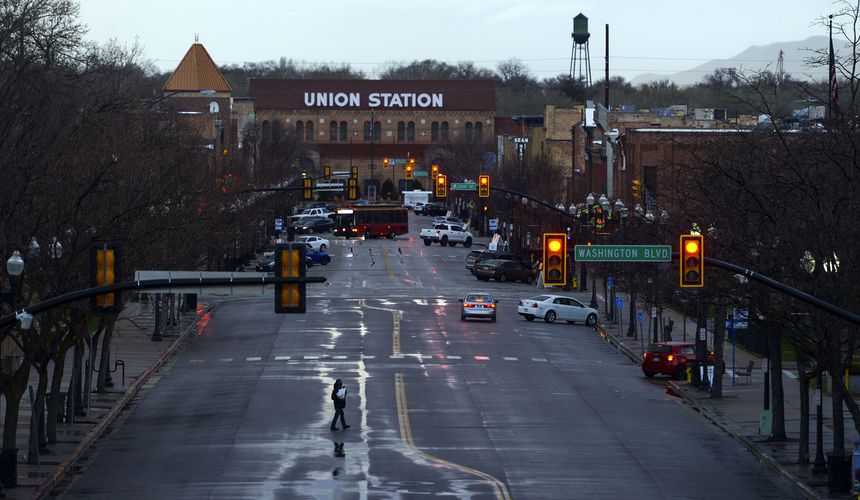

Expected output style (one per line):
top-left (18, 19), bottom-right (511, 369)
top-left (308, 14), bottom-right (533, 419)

top-left (641, 342), bottom-right (724, 380)
top-left (473, 259), bottom-right (535, 283)
top-left (295, 236), bottom-right (330, 253)
top-left (291, 217), bottom-right (335, 234)
top-left (291, 207), bottom-right (334, 222)
top-left (412, 202), bottom-right (426, 213)
top-left (465, 250), bottom-right (519, 270)
top-left (459, 292), bottom-right (498, 322)
top-left (516, 294), bottom-right (598, 325)
top-left (418, 203), bottom-right (448, 216)
top-left (256, 257), bottom-right (314, 272)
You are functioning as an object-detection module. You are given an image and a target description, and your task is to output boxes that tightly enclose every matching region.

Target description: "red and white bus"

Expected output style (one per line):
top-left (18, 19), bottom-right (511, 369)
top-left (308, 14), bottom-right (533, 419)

top-left (333, 205), bottom-right (409, 239)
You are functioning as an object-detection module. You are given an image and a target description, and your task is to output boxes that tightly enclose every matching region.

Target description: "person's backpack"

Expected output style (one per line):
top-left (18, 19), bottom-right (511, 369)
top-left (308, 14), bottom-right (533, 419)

top-left (336, 387), bottom-right (346, 400)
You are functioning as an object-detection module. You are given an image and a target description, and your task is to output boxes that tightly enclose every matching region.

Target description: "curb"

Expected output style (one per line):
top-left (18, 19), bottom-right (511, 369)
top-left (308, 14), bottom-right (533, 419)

top-left (32, 303), bottom-right (214, 499)
top-left (667, 381), bottom-right (821, 500)
top-left (592, 323), bottom-right (641, 365)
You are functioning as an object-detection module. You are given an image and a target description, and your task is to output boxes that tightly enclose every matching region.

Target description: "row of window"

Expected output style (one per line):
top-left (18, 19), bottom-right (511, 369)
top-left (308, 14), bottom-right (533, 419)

top-left (260, 120), bottom-right (485, 144)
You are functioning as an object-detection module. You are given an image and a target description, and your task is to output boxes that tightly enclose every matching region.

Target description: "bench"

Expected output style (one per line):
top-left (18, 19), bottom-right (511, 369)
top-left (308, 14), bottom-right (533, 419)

top-left (735, 360), bottom-right (755, 384)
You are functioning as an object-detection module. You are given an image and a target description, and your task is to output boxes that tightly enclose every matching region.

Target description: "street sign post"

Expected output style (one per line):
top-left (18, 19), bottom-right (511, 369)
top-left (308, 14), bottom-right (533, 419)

top-left (489, 218), bottom-right (499, 231)
top-left (451, 182), bottom-right (476, 191)
top-left (574, 245), bottom-right (671, 262)
top-left (274, 218), bottom-right (283, 231)
top-left (315, 182), bottom-right (345, 192)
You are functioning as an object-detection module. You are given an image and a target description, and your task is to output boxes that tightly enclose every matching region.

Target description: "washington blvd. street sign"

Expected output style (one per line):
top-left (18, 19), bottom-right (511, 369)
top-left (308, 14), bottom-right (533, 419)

top-left (450, 182), bottom-right (476, 191)
top-left (574, 245), bottom-right (672, 262)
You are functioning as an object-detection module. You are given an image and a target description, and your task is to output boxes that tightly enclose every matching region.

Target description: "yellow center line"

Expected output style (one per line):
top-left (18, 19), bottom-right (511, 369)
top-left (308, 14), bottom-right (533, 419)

top-left (383, 246), bottom-right (395, 279)
top-left (395, 373), bottom-right (512, 500)
top-left (360, 301), bottom-right (401, 356)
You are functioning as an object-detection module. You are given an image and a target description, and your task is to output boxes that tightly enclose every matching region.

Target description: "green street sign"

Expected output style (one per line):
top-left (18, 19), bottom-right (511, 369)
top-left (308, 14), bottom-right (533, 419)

top-left (413, 171), bottom-right (428, 177)
top-left (574, 245), bottom-right (672, 262)
top-left (451, 182), bottom-right (476, 191)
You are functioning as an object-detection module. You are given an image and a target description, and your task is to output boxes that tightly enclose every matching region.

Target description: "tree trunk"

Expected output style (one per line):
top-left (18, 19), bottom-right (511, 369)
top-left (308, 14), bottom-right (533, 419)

top-left (46, 355), bottom-right (66, 444)
top-left (769, 332), bottom-right (786, 440)
top-left (711, 304), bottom-right (726, 399)
top-left (799, 370), bottom-right (811, 464)
top-left (96, 319), bottom-right (115, 392)
top-left (28, 363), bottom-right (49, 464)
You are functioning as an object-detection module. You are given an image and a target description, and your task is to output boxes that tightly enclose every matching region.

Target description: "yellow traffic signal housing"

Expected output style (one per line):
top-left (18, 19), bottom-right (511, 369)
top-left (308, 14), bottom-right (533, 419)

top-left (542, 233), bottom-right (567, 286)
top-left (478, 174), bottom-right (490, 198)
top-left (405, 164), bottom-right (414, 180)
top-left (323, 166), bottom-right (331, 180)
top-left (679, 234), bottom-right (704, 287)
top-left (431, 164), bottom-right (439, 180)
top-left (632, 179), bottom-right (642, 202)
top-left (90, 244), bottom-right (120, 312)
top-left (383, 157), bottom-right (389, 168)
top-left (351, 165), bottom-right (358, 178)
top-left (347, 177), bottom-right (358, 200)
top-left (435, 174), bottom-right (447, 198)
top-left (303, 178), bottom-right (313, 200)
top-left (275, 243), bottom-right (306, 313)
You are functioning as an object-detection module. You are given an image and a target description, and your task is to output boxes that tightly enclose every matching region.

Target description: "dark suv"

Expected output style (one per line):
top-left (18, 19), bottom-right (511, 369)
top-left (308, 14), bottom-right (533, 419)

top-left (465, 250), bottom-right (517, 270)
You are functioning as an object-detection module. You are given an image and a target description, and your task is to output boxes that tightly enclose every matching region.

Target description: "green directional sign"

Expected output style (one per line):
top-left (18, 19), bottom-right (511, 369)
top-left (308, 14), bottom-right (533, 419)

top-left (451, 182), bottom-right (476, 191)
top-left (413, 171), bottom-right (428, 177)
top-left (574, 245), bottom-right (672, 262)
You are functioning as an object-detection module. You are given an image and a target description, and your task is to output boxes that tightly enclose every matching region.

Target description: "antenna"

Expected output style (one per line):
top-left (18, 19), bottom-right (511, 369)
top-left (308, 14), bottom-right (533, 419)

top-left (194, 33), bottom-right (199, 43)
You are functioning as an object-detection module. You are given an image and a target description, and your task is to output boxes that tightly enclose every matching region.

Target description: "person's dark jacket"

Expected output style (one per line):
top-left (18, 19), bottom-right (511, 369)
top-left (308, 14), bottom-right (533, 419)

top-left (331, 382), bottom-right (346, 409)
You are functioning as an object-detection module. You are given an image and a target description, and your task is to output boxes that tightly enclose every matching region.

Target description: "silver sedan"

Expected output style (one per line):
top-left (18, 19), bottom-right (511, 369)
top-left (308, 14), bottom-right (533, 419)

top-left (459, 293), bottom-right (498, 322)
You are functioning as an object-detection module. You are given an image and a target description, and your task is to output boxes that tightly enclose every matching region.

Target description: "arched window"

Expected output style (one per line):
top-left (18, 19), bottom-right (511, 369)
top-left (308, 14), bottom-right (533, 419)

top-left (397, 121), bottom-right (405, 142)
top-left (407, 121), bottom-right (415, 141)
top-left (431, 122), bottom-right (439, 142)
top-left (330, 121), bottom-right (338, 141)
top-left (339, 121), bottom-right (347, 141)
top-left (271, 120), bottom-right (281, 144)
top-left (363, 121), bottom-right (371, 141)
top-left (262, 120), bottom-right (271, 143)
top-left (296, 121), bottom-right (304, 141)
top-left (305, 121), bottom-right (314, 141)
top-left (464, 122), bottom-right (473, 143)
top-left (441, 121), bottom-right (449, 142)
top-left (373, 121), bottom-right (381, 141)
top-left (475, 122), bottom-right (483, 142)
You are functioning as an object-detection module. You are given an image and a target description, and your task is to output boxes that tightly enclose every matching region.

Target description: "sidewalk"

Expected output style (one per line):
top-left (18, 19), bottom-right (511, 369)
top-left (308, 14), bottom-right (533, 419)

top-left (0, 296), bottom-right (209, 499)
top-left (575, 282), bottom-right (859, 500)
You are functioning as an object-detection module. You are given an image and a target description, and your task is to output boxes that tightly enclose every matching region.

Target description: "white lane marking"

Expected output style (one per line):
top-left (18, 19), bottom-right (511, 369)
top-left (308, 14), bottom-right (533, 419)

top-left (532, 358), bottom-right (548, 362)
top-left (333, 355), bottom-right (347, 360)
top-left (362, 280), bottom-right (368, 288)
top-left (503, 357), bottom-right (518, 361)
top-left (475, 355), bottom-right (490, 361)
top-left (362, 355), bottom-right (376, 360)
top-left (274, 356), bottom-right (291, 361)
top-left (413, 299), bottom-right (429, 305)
top-left (783, 370), bottom-right (797, 379)
top-left (304, 355), bottom-right (320, 360)
top-left (390, 354), bottom-right (404, 359)
top-left (189, 359), bottom-right (204, 364)
top-left (246, 357), bottom-right (262, 361)
top-left (219, 358), bottom-right (233, 362)
top-left (446, 355), bottom-right (461, 360)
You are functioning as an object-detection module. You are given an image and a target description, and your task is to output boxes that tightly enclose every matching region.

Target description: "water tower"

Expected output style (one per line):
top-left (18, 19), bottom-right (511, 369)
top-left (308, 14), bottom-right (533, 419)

top-left (569, 13), bottom-right (592, 86)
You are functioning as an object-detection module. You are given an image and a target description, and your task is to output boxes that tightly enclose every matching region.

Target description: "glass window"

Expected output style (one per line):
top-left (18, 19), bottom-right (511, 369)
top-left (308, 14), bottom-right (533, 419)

top-left (330, 121), bottom-right (338, 141)
top-left (363, 121), bottom-right (371, 141)
top-left (649, 345), bottom-right (673, 354)
top-left (441, 121), bottom-right (449, 142)
top-left (373, 121), bottom-right (381, 141)
top-left (271, 120), bottom-right (281, 143)
top-left (431, 122), bottom-right (439, 142)
top-left (407, 121), bottom-right (415, 141)
top-left (475, 122), bottom-right (483, 142)
top-left (305, 121), bottom-right (314, 141)
top-left (339, 121), bottom-right (347, 141)
top-left (553, 298), bottom-right (565, 304)
top-left (644, 165), bottom-right (657, 196)
top-left (295, 121), bottom-right (304, 141)
top-left (681, 346), bottom-right (695, 356)
top-left (397, 121), bottom-right (405, 142)
top-left (261, 120), bottom-right (271, 143)
top-left (465, 122), bottom-right (473, 142)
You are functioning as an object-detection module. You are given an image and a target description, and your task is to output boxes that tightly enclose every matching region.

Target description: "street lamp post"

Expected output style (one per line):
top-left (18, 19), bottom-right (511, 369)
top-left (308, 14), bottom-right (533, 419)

top-left (0, 250), bottom-right (25, 490)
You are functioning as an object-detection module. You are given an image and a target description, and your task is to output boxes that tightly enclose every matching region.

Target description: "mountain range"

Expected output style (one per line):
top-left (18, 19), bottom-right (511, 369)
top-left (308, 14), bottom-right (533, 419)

top-left (631, 36), bottom-right (832, 86)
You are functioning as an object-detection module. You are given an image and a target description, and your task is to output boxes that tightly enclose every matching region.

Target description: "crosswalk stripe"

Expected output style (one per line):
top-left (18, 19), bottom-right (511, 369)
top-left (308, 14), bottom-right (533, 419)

top-left (274, 356), bottom-right (291, 361)
top-left (532, 358), bottom-right (548, 362)
top-left (333, 355), bottom-right (347, 359)
top-left (503, 357), bottom-right (518, 361)
top-left (475, 355), bottom-right (490, 361)
top-left (246, 357), bottom-right (262, 361)
top-left (362, 355), bottom-right (376, 360)
top-left (189, 359), bottom-right (204, 364)
top-left (304, 355), bottom-right (319, 360)
top-left (219, 358), bottom-right (233, 362)
top-left (446, 355), bottom-right (461, 360)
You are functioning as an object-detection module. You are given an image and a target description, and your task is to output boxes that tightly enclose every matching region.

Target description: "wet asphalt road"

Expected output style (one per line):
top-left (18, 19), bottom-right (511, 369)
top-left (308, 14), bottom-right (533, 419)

top-left (60, 213), bottom-right (801, 499)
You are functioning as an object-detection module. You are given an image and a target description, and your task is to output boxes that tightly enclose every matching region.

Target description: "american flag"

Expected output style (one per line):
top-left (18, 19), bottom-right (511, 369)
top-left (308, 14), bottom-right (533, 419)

top-left (830, 19), bottom-right (840, 117)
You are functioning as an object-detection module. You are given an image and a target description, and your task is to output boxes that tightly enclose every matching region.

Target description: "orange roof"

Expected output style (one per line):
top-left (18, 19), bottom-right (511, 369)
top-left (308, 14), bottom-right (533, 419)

top-left (163, 44), bottom-right (232, 93)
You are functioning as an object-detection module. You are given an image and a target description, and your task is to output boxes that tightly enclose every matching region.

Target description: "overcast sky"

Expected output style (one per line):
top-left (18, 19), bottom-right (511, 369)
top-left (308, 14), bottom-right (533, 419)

top-left (79, 0), bottom-right (829, 81)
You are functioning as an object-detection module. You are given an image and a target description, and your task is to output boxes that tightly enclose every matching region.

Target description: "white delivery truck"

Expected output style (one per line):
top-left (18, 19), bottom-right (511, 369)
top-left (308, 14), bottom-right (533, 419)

top-left (402, 190), bottom-right (432, 209)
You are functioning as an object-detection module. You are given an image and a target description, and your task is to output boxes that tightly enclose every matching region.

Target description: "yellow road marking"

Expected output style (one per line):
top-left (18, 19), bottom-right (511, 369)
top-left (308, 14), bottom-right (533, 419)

top-left (395, 373), bottom-right (511, 500)
top-left (360, 301), bottom-right (401, 355)
top-left (383, 246), bottom-right (395, 279)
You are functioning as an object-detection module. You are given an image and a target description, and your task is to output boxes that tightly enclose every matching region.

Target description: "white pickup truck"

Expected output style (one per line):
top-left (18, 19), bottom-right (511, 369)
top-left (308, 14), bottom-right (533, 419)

top-left (291, 207), bottom-right (334, 221)
top-left (420, 223), bottom-right (473, 247)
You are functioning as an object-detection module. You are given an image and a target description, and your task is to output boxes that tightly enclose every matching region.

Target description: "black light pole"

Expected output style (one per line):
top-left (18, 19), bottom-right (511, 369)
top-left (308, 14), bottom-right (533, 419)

top-left (0, 250), bottom-right (25, 491)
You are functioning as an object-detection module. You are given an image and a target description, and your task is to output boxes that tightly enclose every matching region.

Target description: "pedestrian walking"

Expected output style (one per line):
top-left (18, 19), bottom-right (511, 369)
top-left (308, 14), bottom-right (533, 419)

top-left (535, 260), bottom-right (544, 288)
top-left (330, 379), bottom-right (350, 431)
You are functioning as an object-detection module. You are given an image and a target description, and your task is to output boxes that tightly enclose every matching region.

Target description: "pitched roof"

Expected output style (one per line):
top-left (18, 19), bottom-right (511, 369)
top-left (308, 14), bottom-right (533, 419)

top-left (163, 44), bottom-right (232, 93)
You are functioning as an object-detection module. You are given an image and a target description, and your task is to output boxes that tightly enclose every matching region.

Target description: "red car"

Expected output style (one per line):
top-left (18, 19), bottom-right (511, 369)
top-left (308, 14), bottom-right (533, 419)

top-left (642, 342), bottom-right (721, 380)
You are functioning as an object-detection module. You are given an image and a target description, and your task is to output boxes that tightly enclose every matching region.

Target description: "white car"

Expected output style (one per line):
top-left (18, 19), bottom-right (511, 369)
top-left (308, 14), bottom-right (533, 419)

top-left (517, 294), bottom-right (599, 325)
top-left (296, 235), bottom-right (329, 252)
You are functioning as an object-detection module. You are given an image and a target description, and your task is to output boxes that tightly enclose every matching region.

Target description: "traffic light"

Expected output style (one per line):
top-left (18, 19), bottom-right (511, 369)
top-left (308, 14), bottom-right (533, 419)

top-left (431, 164), bottom-right (439, 180)
top-left (275, 243), bottom-right (306, 313)
top-left (593, 206), bottom-right (605, 229)
top-left (632, 179), bottom-right (642, 201)
top-left (435, 174), bottom-right (447, 198)
top-left (383, 157), bottom-right (389, 168)
top-left (405, 164), bottom-right (414, 180)
top-left (303, 177), bottom-right (312, 200)
top-left (679, 234), bottom-right (704, 287)
top-left (478, 174), bottom-right (490, 198)
top-left (351, 165), bottom-right (358, 178)
top-left (542, 233), bottom-right (567, 286)
top-left (90, 244), bottom-right (120, 312)
top-left (482, 205), bottom-right (488, 212)
top-left (347, 177), bottom-right (358, 200)
top-left (323, 166), bottom-right (331, 181)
